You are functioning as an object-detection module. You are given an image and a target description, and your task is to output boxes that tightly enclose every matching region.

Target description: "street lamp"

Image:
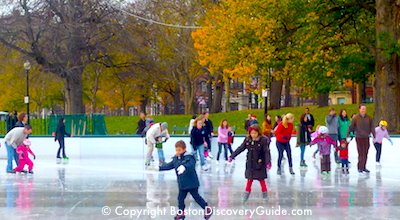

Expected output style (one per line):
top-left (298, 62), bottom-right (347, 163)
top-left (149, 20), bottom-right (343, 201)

top-left (23, 60), bottom-right (31, 124)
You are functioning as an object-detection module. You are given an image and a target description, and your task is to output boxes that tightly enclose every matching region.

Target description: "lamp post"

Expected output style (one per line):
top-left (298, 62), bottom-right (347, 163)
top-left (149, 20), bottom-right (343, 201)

top-left (24, 60), bottom-right (31, 124)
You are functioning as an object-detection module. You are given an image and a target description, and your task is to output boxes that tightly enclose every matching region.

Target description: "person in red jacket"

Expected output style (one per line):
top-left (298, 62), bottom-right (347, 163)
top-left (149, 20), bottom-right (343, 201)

top-left (337, 139), bottom-right (349, 175)
top-left (275, 113), bottom-right (295, 175)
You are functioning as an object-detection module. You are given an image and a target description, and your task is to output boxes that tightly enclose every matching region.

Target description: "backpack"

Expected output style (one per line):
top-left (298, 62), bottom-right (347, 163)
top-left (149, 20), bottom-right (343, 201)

top-left (141, 118), bottom-right (155, 136)
top-left (228, 131), bottom-right (234, 144)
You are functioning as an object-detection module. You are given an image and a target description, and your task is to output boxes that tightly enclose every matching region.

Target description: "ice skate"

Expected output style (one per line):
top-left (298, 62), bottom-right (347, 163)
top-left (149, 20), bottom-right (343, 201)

top-left (63, 157), bottom-right (69, 164)
top-left (277, 167), bottom-right (282, 175)
top-left (56, 158), bottom-right (62, 164)
top-left (289, 167), bottom-right (295, 175)
top-left (174, 214), bottom-right (185, 220)
top-left (262, 192), bottom-right (268, 200)
top-left (242, 192), bottom-right (250, 203)
top-left (204, 206), bottom-right (213, 220)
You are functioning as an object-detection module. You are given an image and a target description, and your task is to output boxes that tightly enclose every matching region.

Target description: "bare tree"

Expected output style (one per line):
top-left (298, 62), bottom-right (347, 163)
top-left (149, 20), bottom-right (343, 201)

top-left (0, 0), bottom-right (120, 113)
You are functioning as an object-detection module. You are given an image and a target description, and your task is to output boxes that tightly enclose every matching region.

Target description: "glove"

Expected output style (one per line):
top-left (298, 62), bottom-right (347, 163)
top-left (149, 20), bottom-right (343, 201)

top-left (33, 155), bottom-right (36, 160)
top-left (204, 142), bottom-right (208, 147)
top-left (389, 139), bottom-right (393, 145)
top-left (228, 157), bottom-right (233, 163)
top-left (346, 137), bottom-right (352, 143)
top-left (163, 138), bottom-right (169, 143)
top-left (266, 162), bottom-right (272, 170)
top-left (177, 165), bottom-right (186, 175)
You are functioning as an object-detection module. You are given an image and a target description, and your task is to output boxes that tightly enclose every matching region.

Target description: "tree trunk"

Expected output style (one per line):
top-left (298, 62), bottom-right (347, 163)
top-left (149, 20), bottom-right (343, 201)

top-left (225, 78), bottom-right (231, 112)
top-left (375, 0), bottom-right (400, 132)
top-left (207, 76), bottom-right (213, 112)
top-left (317, 93), bottom-right (329, 107)
top-left (183, 76), bottom-right (195, 114)
top-left (64, 73), bottom-right (85, 114)
top-left (173, 84), bottom-right (181, 114)
top-left (356, 83), bottom-right (363, 104)
top-left (284, 79), bottom-right (291, 107)
top-left (211, 75), bottom-right (224, 113)
top-left (270, 78), bottom-right (283, 110)
top-left (140, 96), bottom-right (148, 114)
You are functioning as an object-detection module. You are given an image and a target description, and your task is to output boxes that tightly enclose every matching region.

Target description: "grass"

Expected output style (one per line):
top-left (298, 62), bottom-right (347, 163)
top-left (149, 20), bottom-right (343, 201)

top-left (105, 104), bottom-right (375, 135)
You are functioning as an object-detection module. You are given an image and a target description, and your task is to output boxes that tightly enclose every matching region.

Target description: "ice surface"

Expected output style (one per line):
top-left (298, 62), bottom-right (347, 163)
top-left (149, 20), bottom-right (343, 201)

top-left (0, 138), bottom-right (399, 220)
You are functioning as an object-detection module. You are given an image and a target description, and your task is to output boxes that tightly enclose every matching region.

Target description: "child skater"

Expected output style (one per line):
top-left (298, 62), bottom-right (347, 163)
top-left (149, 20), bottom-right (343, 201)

top-left (310, 126), bottom-right (337, 175)
top-left (155, 140), bottom-right (213, 220)
top-left (155, 137), bottom-right (165, 166)
top-left (374, 120), bottom-right (393, 166)
top-left (228, 125), bottom-right (271, 202)
top-left (14, 139), bottom-right (36, 174)
top-left (337, 140), bottom-right (349, 175)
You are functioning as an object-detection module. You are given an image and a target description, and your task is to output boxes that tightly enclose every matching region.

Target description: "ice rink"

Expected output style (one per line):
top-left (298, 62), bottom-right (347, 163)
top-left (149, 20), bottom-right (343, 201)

top-left (0, 136), bottom-right (399, 220)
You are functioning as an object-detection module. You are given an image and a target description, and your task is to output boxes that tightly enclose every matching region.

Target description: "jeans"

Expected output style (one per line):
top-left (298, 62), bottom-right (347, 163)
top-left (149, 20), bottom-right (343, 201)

top-left (217, 143), bottom-right (228, 161)
top-left (178, 188), bottom-right (207, 212)
top-left (194, 144), bottom-right (206, 166)
top-left (300, 144), bottom-right (306, 161)
top-left (6, 143), bottom-right (18, 172)
top-left (157, 148), bottom-right (165, 163)
top-left (341, 159), bottom-right (349, 168)
top-left (146, 141), bottom-right (155, 164)
top-left (329, 134), bottom-right (339, 162)
top-left (57, 138), bottom-right (66, 158)
top-left (374, 143), bottom-right (382, 162)
top-left (276, 141), bottom-right (293, 168)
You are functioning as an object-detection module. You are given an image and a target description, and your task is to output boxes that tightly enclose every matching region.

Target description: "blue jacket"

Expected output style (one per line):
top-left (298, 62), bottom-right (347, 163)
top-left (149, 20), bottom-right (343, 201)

top-left (190, 127), bottom-right (207, 149)
top-left (159, 152), bottom-right (200, 190)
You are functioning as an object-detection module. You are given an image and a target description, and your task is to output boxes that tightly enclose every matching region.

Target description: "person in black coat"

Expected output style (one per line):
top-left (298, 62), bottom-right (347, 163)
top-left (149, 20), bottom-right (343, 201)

top-left (157, 141), bottom-right (212, 220)
top-left (203, 112), bottom-right (214, 159)
top-left (304, 107), bottom-right (315, 132)
top-left (55, 117), bottom-right (71, 163)
top-left (297, 114), bottom-right (311, 167)
top-left (136, 112), bottom-right (146, 135)
top-left (229, 125), bottom-right (271, 203)
top-left (190, 119), bottom-right (209, 170)
top-left (6, 111), bottom-right (18, 132)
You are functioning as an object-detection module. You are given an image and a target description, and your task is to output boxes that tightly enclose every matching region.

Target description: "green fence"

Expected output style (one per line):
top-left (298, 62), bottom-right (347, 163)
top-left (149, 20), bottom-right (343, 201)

top-left (0, 114), bottom-right (107, 136)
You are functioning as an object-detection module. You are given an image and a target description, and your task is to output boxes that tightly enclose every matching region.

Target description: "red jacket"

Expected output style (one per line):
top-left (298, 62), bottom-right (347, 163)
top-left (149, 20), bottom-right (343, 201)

top-left (275, 122), bottom-right (293, 143)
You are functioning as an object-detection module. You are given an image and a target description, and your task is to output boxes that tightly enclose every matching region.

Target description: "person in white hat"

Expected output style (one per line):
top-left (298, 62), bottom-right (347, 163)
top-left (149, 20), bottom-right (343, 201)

top-left (145, 122), bottom-right (170, 166)
top-left (310, 126), bottom-right (337, 175)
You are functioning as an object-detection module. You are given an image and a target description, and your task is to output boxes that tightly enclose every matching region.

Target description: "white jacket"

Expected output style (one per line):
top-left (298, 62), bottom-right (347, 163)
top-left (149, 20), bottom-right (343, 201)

top-left (4, 127), bottom-right (28, 148)
top-left (146, 123), bottom-right (170, 145)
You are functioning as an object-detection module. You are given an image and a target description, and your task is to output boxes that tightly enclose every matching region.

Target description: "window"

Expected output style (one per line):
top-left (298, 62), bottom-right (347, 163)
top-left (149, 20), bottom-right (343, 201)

top-left (337, 97), bottom-right (345, 105)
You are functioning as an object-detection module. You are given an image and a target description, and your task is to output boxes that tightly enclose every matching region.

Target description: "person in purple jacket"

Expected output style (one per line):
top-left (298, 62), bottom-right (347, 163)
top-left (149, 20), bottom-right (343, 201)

top-left (310, 126), bottom-right (337, 175)
top-left (373, 120), bottom-right (393, 167)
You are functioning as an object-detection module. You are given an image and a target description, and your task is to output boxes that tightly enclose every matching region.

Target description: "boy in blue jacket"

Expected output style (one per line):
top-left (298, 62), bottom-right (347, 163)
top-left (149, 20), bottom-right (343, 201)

top-left (158, 140), bottom-right (213, 220)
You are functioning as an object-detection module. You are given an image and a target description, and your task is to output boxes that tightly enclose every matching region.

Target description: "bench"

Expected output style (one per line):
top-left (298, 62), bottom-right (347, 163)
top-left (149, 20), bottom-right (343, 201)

top-left (172, 125), bottom-right (190, 134)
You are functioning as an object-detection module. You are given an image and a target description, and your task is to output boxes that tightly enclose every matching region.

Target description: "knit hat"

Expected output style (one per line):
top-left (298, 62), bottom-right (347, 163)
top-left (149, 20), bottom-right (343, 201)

top-left (318, 126), bottom-right (329, 134)
top-left (379, 120), bottom-right (388, 127)
top-left (23, 139), bottom-right (31, 146)
top-left (161, 122), bottom-right (168, 130)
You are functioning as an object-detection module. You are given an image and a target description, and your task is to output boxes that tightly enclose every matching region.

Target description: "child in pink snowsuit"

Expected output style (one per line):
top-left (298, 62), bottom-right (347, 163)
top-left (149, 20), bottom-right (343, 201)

top-left (14, 139), bottom-right (36, 174)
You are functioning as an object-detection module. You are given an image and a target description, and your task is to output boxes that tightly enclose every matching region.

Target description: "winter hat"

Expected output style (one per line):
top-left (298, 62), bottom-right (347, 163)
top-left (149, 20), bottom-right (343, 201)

top-left (161, 122), bottom-right (168, 130)
top-left (318, 126), bottom-right (329, 135)
top-left (379, 120), bottom-right (388, 127)
top-left (23, 139), bottom-right (31, 146)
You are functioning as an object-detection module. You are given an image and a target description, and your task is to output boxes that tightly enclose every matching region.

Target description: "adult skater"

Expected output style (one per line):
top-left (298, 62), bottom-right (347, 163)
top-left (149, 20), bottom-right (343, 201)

top-left (262, 114), bottom-right (272, 138)
top-left (304, 107), bottom-right (315, 131)
top-left (145, 122), bottom-right (170, 166)
top-left (203, 112), bottom-right (214, 159)
top-left (297, 113), bottom-right (311, 167)
top-left (275, 113), bottom-right (295, 175)
top-left (4, 125), bottom-right (33, 173)
top-left (55, 117), bottom-right (71, 164)
top-left (347, 104), bottom-right (375, 174)
top-left (191, 118), bottom-right (210, 171)
top-left (15, 113), bottom-right (28, 127)
top-left (6, 111), bottom-right (17, 132)
top-left (338, 109), bottom-right (351, 141)
top-left (229, 125), bottom-right (271, 202)
top-left (136, 112), bottom-right (147, 135)
top-left (326, 108), bottom-right (340, 164)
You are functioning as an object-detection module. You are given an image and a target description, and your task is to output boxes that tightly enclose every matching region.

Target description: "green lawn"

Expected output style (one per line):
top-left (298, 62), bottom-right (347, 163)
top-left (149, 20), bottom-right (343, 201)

top-left (105, 104), bottom-right (375, 135)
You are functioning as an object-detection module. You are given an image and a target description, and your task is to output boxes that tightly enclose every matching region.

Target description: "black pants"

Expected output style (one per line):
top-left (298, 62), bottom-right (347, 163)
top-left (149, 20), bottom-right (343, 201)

top-left (205, 135), bottom-right (212, 151)
top-left (57, 138), bottom-right (66, 158)
top-left (277, 141), bottom-right (293, 168)
top-left (217, 143), bottom-right (228, 161)
top-left (374, 143), bottom-right (382, 162)
top-left (178, 188), bottom-right (207, 211)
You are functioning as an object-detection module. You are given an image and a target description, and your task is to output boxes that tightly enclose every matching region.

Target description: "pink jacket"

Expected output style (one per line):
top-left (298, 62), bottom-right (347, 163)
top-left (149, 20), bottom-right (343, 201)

top-left (217, 126), bottom-right (229, 143)
top-left (311, 135), bottom-right (337, 156)
top-left (374, 127), bottom-right (390, 144)
top-left (16, 145), bottom-right (35, 160)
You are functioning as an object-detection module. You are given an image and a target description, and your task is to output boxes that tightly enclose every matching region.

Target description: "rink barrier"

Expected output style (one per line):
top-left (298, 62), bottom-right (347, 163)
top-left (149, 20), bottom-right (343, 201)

top-left (0, 135), bottom-right (399, 159)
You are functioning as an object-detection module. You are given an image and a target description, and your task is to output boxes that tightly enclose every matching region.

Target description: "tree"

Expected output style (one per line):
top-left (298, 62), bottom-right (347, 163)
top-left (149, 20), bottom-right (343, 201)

top-left (0, 0), bottom-right (120, 113)
top-left (374, 0), bottom-right (400, 132)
